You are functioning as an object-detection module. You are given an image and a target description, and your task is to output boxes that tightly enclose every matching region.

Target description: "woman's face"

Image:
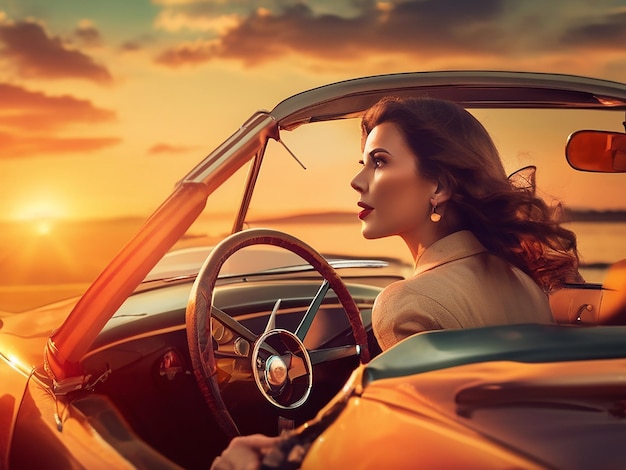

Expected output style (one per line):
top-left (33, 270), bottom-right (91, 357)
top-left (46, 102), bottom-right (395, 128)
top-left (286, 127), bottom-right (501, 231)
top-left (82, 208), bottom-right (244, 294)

top-left (351, 122), bottom-right (438, 241)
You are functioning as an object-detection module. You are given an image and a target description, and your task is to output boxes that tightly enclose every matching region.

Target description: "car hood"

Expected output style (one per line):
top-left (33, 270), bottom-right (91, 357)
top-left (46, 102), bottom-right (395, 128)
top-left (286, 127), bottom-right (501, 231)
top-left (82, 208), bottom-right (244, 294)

top-left (0, 298), bottom-right (78, 374)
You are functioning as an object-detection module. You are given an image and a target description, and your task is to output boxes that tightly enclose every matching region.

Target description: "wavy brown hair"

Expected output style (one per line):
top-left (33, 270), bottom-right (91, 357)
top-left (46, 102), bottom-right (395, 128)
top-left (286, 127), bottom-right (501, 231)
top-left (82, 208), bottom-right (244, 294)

top-left (361, 96), bottom-right (582, 292)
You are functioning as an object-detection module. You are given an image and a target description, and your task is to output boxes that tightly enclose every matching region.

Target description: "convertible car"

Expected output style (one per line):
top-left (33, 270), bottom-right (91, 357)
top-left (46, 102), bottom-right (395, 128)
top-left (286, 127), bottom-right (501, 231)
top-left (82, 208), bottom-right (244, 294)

top-left (2, 71), bottom-right (626, 469)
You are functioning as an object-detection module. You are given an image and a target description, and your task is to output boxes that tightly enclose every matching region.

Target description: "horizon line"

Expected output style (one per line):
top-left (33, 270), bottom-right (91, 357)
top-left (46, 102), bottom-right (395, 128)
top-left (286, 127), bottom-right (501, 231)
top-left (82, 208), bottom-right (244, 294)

top-left (2, 207), bottom-right (626, 224)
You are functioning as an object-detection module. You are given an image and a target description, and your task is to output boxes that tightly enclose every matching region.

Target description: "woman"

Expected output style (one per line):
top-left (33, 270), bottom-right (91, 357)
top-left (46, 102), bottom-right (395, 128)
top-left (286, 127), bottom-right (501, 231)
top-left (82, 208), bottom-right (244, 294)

top-left (351, 96), bottom-right (582, 350)
top-left (211, 96), bottom-right (583, 469)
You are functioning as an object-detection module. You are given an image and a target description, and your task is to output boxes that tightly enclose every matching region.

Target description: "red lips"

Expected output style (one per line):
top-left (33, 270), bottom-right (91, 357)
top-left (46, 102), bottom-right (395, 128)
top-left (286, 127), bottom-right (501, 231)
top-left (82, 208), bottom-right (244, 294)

top-left (357, 202), bottom-right (373, 220)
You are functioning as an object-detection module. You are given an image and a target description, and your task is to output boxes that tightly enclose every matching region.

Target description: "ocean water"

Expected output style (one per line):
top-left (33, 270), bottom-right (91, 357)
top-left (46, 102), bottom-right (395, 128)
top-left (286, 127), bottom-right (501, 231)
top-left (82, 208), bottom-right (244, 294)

top-left (567, 221), bottom-right (626, 283)
top-left (0, 219), bottom-right (624, 313)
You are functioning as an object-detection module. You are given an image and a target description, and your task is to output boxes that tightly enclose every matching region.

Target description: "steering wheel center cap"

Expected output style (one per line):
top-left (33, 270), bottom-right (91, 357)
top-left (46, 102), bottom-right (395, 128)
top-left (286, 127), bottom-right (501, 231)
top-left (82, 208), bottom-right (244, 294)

top-left (266, 355), bottom-right (288, 386)
top-left (252, 329), bottom-right (313, 410)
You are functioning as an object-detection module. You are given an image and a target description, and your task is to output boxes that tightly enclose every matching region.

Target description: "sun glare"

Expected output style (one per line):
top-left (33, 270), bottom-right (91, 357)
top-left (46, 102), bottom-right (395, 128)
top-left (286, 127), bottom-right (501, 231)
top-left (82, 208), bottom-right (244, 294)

top-left (35, 220), bottom-right (53, 236)
top-left (13, 199), bottom-right (68, 236)
top-left (15, 200), bottom-right (66, 221)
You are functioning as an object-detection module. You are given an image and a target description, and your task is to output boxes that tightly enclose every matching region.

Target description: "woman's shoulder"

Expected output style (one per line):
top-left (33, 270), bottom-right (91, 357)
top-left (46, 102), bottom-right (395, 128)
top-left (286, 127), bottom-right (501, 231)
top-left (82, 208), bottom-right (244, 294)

top-left (415, 230), bottom-right (487, 275)
top-left (376, 275), bottom-right (449, 311)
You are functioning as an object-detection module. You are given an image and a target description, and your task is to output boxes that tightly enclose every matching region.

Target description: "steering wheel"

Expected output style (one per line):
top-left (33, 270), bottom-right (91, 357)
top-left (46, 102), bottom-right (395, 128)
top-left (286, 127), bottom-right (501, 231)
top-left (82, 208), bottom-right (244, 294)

top-left (186, 228), bottom-right (370, 439)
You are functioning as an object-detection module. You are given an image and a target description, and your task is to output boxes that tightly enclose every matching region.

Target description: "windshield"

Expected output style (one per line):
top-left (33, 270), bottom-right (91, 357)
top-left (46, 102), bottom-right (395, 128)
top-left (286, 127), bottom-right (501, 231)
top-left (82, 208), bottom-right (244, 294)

top-left (246, 119), bottom-right (408, 265)
top-left (242, 108), bottom-right (626, 284)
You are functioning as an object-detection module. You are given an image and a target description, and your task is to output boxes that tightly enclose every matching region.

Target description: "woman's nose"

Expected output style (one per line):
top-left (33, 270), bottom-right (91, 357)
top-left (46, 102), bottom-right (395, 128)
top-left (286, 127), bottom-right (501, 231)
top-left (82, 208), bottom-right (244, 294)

top-left (350, 170), bottom-right (365, 193)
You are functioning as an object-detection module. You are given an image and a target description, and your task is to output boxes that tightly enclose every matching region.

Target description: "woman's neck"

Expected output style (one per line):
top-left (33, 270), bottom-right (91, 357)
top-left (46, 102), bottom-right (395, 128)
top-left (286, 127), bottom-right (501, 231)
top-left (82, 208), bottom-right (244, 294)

top-left (403, 221), bottom-right (461, 266)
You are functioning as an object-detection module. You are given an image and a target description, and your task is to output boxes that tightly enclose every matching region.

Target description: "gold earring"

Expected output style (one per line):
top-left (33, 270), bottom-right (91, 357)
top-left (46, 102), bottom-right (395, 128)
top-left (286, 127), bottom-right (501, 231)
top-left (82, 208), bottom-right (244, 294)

top-left (430, 204), bottom-right (442, 223)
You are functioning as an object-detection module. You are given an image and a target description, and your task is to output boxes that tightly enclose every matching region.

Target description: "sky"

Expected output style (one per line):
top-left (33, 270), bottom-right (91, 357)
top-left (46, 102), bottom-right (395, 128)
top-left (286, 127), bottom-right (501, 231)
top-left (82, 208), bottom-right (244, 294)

top-left (1, 0), bottom-right (626, 223)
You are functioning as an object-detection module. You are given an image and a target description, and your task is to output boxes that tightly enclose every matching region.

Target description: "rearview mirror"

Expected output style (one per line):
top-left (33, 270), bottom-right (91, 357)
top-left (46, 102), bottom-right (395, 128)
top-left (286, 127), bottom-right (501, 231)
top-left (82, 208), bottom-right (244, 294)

top-left (566, 130), bottom-right (626, 172)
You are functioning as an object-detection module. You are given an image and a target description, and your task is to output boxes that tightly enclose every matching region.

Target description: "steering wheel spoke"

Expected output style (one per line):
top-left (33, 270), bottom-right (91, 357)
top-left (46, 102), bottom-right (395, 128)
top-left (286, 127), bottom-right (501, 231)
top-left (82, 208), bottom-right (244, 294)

top-left (309, 345), bottom-right (362, 365)
top-left (263, 299), bottom-right (282, 334)
top-left (211, 306), bottom-right (257, 342)
top-left (295, 280), bottom-right (330, 341)
top-left (286, 354), bottom-right (307, 381)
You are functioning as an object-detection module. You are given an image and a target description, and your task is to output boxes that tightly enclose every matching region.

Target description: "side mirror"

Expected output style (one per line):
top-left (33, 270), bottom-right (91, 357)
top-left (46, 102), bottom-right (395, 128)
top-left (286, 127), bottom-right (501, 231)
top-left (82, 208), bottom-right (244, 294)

top-left (566, 130), bottom-right (626, 172)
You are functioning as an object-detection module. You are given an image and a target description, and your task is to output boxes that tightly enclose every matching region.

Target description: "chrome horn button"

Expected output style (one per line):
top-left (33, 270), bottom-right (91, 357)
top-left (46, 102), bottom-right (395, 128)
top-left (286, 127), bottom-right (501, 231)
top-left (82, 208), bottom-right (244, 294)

top-left (252, 329), bottom-right (313, 410)
top-left (266, 355), bottom-right (288, 387)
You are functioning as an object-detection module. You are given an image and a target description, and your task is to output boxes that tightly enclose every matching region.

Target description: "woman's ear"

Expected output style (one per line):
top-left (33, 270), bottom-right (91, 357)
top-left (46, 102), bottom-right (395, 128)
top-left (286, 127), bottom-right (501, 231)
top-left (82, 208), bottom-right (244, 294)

top-left (431, 180), bottom-right (452, 206)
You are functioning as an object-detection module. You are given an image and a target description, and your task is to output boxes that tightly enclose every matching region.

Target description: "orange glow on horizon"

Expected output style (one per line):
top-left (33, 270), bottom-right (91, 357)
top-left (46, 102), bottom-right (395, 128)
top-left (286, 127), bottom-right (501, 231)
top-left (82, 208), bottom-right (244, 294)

top-left (34, 220), bottom-right (53, 236)
top-left (12, 198), bottom-right (69, 222)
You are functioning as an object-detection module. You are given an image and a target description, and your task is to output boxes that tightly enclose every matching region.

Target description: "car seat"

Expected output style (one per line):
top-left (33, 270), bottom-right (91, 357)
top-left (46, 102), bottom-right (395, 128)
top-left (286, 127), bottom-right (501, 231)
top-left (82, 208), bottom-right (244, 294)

top-left (597, 258), bottom-right (626, 325)
top-left (549, 259), bottom-right (626, 325)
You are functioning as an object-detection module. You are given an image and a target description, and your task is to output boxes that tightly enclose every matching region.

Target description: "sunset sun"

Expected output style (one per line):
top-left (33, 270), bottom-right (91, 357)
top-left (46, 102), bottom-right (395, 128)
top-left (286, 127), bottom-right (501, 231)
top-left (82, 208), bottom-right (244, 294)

top-left (34, 220), bottom-right (52, 236)
top-left (14, 199), bottom-right (68, 235)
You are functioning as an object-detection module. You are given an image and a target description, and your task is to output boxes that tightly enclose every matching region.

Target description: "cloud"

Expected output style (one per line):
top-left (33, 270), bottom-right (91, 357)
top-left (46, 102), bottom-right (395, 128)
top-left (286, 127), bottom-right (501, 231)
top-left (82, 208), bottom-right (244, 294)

top-left (0, 83), bottom-right (116, 131)
top-left (154, 0), bottom-right (509, 67)
top-left (152, 0), bottom-right (626, 73)
top-left (120, 40), bottom-right (143, 52)
top-left (0, 131), bottom-right (121, 158)
top-left (74, 19), bottom-right (103, 47)
top-left (0, 83), bottom-right (119, 158)
top-left (561, 10), bottom-right (626, 49)
top-left (148, 142), bottom-right (197, 154)
top-left (155, 38), bottom-right (217, 67)
top-left (155, 9), bottom-right (240, 33)
top-left (0, 19), bottom-right (113, 83)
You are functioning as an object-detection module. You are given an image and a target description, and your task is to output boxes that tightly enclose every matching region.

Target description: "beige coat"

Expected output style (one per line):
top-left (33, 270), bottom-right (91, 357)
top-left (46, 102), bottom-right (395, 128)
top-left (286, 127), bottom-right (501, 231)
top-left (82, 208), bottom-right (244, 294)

top-left (373, 230), bottom-right (554, 351)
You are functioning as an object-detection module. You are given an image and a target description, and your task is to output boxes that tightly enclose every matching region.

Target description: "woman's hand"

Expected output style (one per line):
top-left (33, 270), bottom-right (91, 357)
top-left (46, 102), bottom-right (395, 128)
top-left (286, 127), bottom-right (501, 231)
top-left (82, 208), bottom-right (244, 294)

top-left (211, 434), bottom-right (282, 470)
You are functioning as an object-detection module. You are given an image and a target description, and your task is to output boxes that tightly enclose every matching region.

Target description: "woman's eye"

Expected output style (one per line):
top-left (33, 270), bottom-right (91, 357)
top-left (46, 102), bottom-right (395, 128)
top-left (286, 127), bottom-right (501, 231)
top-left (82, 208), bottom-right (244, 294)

top-left (359, 155), bottom-right (386, 168)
